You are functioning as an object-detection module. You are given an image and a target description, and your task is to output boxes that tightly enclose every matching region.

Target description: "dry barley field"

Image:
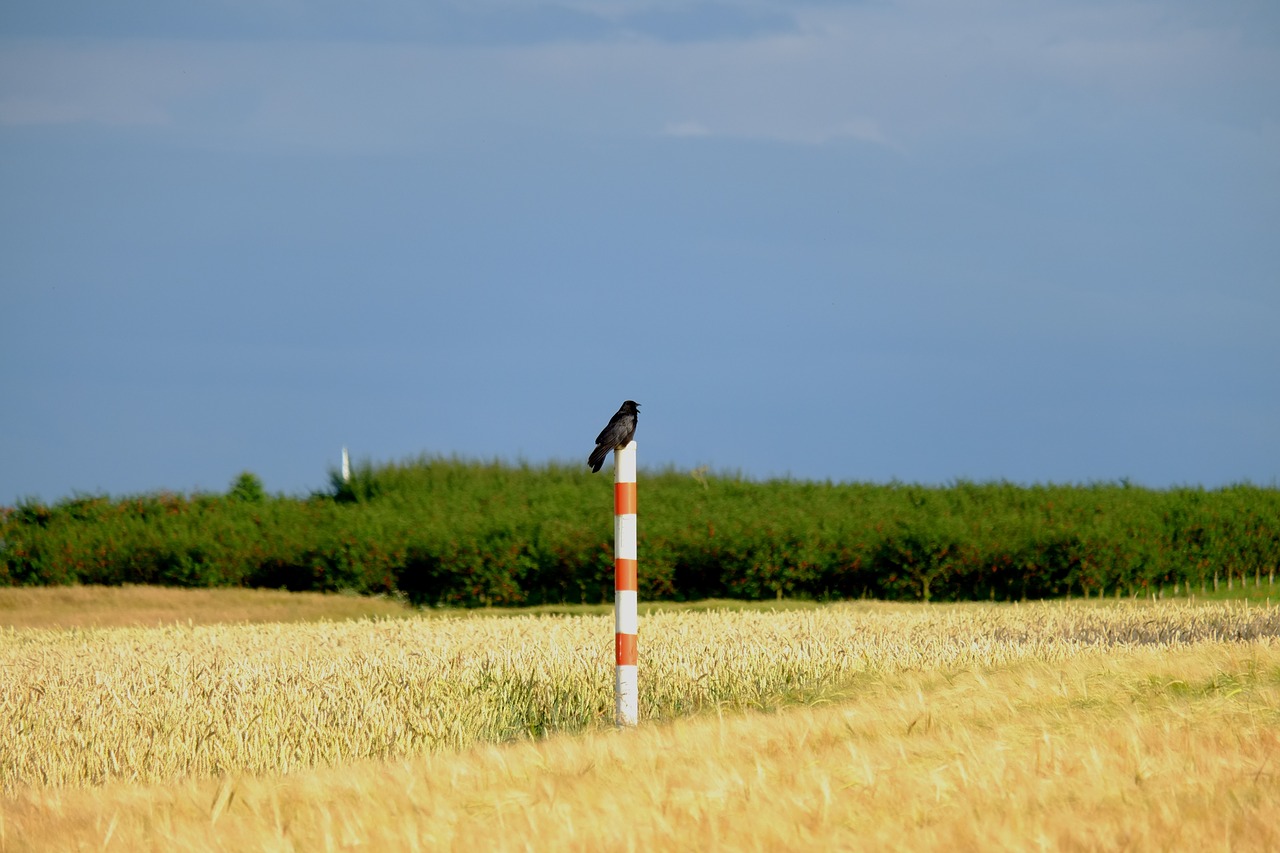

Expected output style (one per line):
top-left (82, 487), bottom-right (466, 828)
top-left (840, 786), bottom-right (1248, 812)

top-left (2, 588), bottom-right (1279, 851)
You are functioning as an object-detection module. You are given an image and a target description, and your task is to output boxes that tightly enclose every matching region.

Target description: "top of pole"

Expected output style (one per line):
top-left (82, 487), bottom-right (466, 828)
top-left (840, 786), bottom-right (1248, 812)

top-left (615, 441), bottom-right (637, 484)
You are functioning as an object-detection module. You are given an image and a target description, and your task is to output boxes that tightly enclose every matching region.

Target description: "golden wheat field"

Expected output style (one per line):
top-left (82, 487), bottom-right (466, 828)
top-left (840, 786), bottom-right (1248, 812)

top-left (2, 589), bottom-right (1279, 851)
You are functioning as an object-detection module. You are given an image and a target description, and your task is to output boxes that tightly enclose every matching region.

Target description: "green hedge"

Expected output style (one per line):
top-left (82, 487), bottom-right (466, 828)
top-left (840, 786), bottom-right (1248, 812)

top-left (2, 460), bottom-right (1277, 605)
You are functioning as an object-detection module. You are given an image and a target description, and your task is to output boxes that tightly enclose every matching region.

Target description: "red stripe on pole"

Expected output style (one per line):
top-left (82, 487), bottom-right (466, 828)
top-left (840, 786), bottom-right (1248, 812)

top-left (614, 482), bottom-right (637, 515)
top-left (615, 558), bottom-right (638, 591)
top-left (616, 632), bottom-right (638, 666)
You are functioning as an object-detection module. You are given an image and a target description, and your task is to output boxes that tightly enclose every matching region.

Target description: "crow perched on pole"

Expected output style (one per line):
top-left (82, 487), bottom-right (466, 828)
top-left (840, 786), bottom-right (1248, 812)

top-left (588, 400), bottom-right (640, 473)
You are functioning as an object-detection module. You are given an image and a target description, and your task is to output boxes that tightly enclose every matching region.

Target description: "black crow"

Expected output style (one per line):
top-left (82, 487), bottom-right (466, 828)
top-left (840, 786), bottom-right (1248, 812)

top-left (588, 400), bottom-right (640, 473)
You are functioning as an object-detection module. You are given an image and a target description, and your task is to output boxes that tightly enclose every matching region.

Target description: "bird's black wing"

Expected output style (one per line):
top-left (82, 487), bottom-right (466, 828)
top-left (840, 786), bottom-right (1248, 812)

top-left (595, 413), bottom-right (630, 447)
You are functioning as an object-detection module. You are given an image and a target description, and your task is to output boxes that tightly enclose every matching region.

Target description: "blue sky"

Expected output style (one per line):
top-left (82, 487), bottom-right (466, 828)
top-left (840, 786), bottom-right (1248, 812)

top-left (2, 0), bottom-right (1278, 503)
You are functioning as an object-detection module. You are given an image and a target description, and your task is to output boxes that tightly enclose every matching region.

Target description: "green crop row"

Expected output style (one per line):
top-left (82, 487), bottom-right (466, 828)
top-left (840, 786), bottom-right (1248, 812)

top-left (2, 460), bottom-right (1278, 604)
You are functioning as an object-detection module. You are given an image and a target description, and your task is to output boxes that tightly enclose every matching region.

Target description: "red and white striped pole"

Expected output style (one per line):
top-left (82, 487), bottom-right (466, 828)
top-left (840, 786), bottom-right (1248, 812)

top-left (614, 440), bottom-right (638, 727)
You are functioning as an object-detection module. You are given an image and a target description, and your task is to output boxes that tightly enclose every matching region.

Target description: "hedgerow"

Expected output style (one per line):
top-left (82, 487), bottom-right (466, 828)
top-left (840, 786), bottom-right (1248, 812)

top-left (2, 460), bottom-right (1277, 604)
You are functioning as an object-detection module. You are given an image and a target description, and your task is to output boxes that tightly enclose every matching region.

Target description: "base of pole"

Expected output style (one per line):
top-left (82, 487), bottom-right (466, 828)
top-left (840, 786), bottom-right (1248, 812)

top-left (615, 664), bottom-right (638, 727)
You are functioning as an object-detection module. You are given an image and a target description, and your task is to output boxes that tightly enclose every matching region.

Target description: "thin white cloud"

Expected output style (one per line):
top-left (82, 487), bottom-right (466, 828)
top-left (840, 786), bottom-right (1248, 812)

top-left (832, 118), bottom-right (891, 146)
top-left (663, 119), bottom-right (712, 137)
top-left (0, 38), bottom-right (235, 129)
top-left (0, 2), bottom-right (1274, 151)
top-left (661, 115), bottom-right (894, 147)
top-left (0, 95), bottom-right (162, 126)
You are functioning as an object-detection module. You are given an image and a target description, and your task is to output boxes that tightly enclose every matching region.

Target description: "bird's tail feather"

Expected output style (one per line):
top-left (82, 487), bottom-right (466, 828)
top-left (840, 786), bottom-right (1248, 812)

top-left (588, 445), bottom-right (608, 473)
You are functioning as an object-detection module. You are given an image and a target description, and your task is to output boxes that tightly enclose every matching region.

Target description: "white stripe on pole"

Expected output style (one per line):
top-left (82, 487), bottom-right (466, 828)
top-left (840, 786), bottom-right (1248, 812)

top-left (615, 590), bottom-right (639, 634)
top-left (616, 665), bottom-right (638, 726)
top-left (615, 515), bottom-right (637, 560)
top-left (616, 442), bottom-right (637, 482)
